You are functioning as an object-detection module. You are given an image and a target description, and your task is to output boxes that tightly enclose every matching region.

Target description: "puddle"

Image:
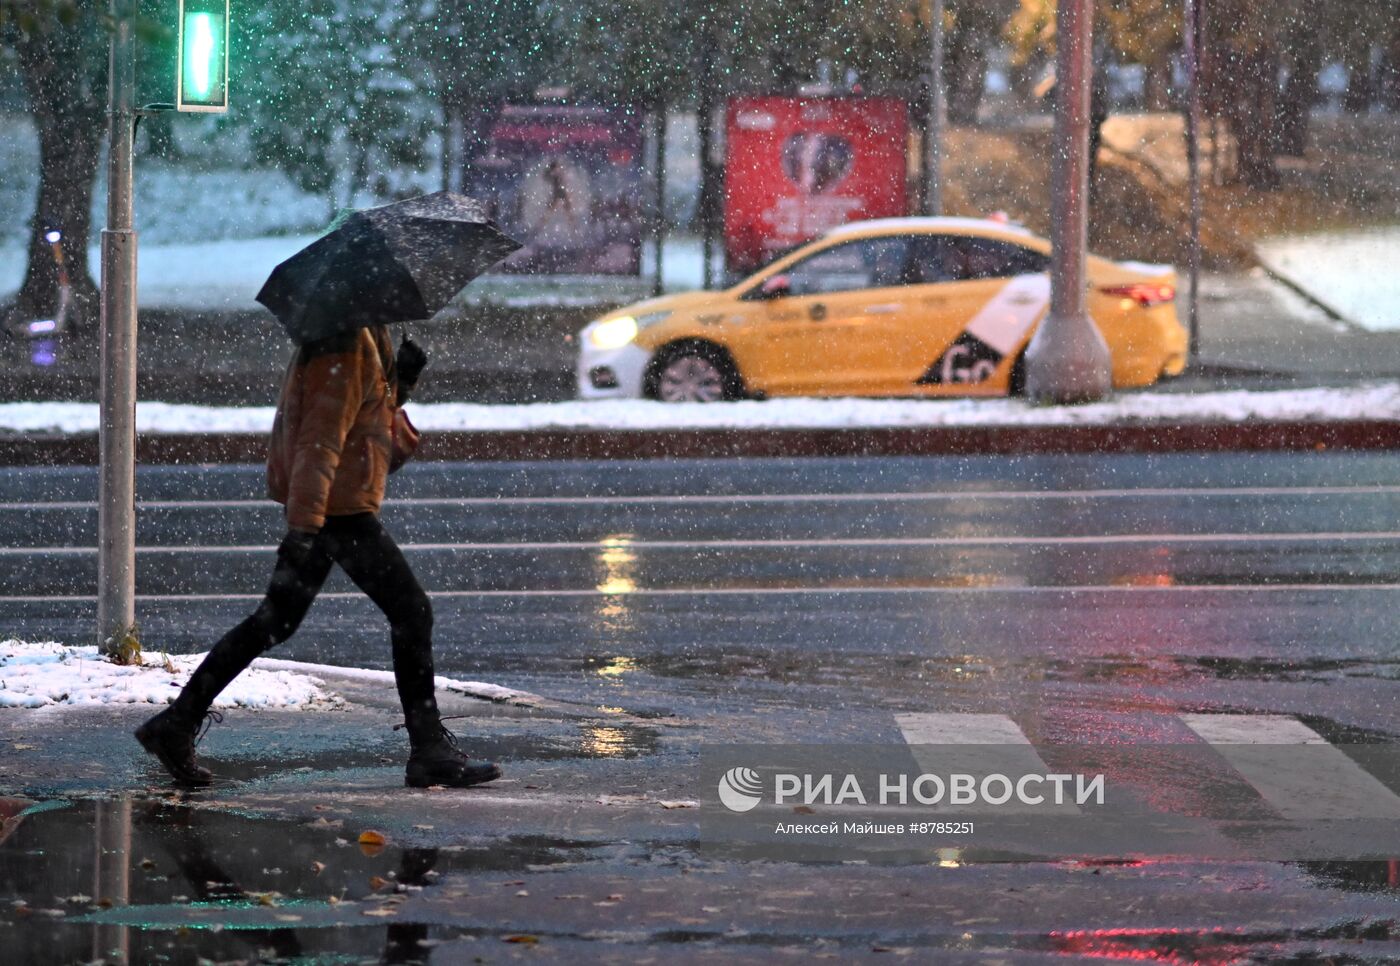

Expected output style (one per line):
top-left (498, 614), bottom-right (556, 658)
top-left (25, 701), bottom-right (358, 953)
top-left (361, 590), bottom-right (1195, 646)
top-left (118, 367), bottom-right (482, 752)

top-left (0, 796), bottom-right (594, 964)
top-left (1190, 655), bottom-right (1400, 686)
top-left (1300, 860), bottom-right (1400, 897)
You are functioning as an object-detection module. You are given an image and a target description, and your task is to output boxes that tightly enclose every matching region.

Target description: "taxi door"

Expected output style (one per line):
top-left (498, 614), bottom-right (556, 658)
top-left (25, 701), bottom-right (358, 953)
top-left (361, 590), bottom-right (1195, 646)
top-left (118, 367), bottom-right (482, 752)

top-left (746, 237), bottom-right (912, 395)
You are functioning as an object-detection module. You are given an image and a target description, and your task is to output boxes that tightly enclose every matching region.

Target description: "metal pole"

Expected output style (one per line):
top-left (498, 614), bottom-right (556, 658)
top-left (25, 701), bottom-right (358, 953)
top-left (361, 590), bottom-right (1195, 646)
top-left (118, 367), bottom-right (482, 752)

top-left (1184, 0), bottom-right (1203, 361)
top-left (925, 0), bottom-right (945, 215)
top-left (98, 0), bottom-right (139, 660)
top-left (1023, 0), bottom-right (1112, 404)
top-left (653, 101), bottom-right (667, 297)
top-left (697, 30), bottom-right (716, 289)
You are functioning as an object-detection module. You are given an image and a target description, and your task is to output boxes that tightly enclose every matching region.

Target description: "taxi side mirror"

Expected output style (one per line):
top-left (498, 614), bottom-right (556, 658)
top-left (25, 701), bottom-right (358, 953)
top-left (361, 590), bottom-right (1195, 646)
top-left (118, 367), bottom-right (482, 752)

top-left (758, 274), bottom-right (792, 300)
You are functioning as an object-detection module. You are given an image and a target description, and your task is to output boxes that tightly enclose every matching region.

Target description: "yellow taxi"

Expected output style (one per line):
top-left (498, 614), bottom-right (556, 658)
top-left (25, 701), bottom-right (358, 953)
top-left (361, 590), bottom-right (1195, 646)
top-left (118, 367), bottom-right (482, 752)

top-left (576, 217), bottom-right (1188, 401)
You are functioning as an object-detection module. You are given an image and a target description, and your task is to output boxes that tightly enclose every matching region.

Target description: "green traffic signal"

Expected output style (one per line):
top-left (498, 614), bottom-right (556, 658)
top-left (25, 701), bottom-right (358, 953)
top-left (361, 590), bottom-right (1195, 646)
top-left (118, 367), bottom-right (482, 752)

top-left (177, 0), bottom-right (228, 112)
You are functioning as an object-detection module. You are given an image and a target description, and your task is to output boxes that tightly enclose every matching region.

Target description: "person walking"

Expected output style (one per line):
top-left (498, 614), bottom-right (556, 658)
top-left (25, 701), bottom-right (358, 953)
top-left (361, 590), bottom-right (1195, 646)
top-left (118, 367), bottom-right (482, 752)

top-left (135, 324), bottom-right (500, 789)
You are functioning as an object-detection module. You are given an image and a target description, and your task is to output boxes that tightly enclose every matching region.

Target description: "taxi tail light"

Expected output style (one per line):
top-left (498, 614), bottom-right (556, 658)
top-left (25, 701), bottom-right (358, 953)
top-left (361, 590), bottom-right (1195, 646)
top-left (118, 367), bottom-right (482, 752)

top-left (1101, 282), bottom-right (1176, 307)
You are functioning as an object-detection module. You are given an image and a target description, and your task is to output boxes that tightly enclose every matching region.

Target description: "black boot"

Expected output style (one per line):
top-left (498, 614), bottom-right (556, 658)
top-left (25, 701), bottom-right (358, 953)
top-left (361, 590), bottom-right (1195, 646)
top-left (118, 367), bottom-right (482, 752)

top-left (405, 726), bottom-right (501, 789)
top-left (134, 707), bottom-right (220, 787)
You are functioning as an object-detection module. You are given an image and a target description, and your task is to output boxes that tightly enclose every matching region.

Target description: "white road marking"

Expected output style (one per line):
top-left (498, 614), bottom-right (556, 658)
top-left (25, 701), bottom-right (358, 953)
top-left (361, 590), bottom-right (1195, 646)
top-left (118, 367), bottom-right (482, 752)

top-left (896, 712), bottom-right (1033, 745)
top-left (2, 530), bottom-right (1398, 556)
top-left (3, 484), bottom-right (1400, 512)
top-left (3, 583), bottom-right (1400, 603)
top-left (895, 712), bottom-right (1079, 814)
top-left (1182, 714), bottom-right (1400, 820)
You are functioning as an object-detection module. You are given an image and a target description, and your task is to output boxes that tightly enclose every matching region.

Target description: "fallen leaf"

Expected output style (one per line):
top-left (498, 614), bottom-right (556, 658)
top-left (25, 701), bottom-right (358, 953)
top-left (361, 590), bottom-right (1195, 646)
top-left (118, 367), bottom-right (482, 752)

top-left (138, 858), bottom-right (156, 870)
top-left (12, 744), bottom-right (35, 751)
top-left (358, 830), bottom-right (387, 857)
top-left (361, 907), bottom-right (398, 918)
top-left (412, 824), bottom-right (434, 831)
top-left (515, 890), bottom-right (529, 898)
top-left (311, 861), bottom-right (326, 875)
top-left (793, 805), bottom-right (816, 815)
top-left (65, 894), bottom-right (91, 905)
top-left (606, 894), bottom-right (624, 901)
top-left (503, 935), bottom-right (539, 944)
top-left (369, 876), bottom-right (391, 890)
top-left (554, 894), bottom-right (585, 900)
top-left (658, 800), bottom-right (698, 809)
top-left (273, 914), bottom-right (302, 923)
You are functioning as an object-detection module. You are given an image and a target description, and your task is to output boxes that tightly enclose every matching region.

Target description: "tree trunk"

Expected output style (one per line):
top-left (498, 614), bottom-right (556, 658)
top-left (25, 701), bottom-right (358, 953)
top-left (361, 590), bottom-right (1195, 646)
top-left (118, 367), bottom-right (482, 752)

top-left (1144, 52), bottom-right (1173, 111)
top-left (1382, 35), bottom-right (1400, 113)
top-left (1275, 32), bottom-right (1321, 157)
top-left (1343, 46), bottom-right (1375, 113)
top-left (1226, 44), bottom-right (1280, 188)
top-left (6, 11), bottom-right (105, 334)
top-left (945, 43), bottom-right (987, 125)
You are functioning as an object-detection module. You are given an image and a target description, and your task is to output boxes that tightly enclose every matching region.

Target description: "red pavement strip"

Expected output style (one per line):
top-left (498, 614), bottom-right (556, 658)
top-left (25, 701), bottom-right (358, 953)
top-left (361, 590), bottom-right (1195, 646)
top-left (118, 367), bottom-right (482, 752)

top-left (2, 420), bottom-right (1400, 465)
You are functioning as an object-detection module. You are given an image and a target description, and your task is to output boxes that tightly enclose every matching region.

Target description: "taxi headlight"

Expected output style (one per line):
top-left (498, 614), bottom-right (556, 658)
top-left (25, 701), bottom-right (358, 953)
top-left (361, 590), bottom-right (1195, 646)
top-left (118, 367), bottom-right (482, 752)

top-left (589, 316), bottom-right (639, 350)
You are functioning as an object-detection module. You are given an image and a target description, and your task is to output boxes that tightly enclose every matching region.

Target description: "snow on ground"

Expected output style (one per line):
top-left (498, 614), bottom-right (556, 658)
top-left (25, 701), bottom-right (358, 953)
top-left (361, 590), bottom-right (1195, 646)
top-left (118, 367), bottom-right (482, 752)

top-left (3, 383), bottom-right (1399, 436)
top-left (0, 235), bottom-right (701, 312)
top-left (1258, 227), bottom-right (1400, 332)
top-left (0, 640), bottom-right (340, 710)
top-left (249, 657), bottom-right (537, 707)
top-left (0, 641), bottom-right (536, 711)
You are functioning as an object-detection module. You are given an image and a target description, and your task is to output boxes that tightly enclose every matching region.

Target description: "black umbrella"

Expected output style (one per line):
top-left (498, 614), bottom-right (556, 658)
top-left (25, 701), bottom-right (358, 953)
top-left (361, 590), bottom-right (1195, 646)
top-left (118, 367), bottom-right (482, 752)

top-left (255, 192), bottom-right (520, 345)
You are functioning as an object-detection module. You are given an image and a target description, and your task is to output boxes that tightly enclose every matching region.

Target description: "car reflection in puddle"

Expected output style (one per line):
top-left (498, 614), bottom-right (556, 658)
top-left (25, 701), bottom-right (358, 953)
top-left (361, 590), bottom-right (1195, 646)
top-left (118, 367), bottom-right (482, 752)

top-left (0, 796), bottom-right (592, 963)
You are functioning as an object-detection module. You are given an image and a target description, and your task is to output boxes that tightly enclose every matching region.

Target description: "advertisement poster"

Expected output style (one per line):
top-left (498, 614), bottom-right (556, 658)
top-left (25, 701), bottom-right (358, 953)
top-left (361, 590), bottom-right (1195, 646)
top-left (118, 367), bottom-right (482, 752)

top-left (724, 96), bottom-right (908, 274)
top-left (470, 104), bottom-right (644, 275)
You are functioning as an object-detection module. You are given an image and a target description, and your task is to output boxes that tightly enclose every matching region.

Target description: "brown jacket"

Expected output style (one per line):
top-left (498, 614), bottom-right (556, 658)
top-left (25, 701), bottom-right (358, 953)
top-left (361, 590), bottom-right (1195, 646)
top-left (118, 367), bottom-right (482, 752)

top-left (266, 326), bottom-right (397, 532)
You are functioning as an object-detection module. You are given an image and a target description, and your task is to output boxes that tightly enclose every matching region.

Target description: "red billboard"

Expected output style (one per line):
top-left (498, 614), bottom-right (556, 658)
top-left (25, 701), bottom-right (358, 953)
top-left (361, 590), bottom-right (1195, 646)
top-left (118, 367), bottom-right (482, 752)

top-left (723, 96), bottom-right (908, 274)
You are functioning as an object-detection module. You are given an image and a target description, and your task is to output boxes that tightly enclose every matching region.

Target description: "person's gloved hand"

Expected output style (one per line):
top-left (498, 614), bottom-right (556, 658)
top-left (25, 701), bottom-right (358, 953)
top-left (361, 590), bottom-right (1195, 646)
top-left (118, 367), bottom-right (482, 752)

top-left (396, 335), bottom-right (428, 389)
top-left (277, 529), bottom-right (318, 570)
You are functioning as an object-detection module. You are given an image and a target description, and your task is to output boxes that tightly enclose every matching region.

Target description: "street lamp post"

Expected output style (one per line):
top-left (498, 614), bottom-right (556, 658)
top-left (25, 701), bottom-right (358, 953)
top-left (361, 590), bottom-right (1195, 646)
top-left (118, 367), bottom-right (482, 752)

top-left (98, 0), bottom-right (139, 660)
top-left (925, 0), bottom-right (945, 216)
top-left (1184, 0), bottom-right (1204, 360)
top-left (1023, 0), bottom-right (1112, 404)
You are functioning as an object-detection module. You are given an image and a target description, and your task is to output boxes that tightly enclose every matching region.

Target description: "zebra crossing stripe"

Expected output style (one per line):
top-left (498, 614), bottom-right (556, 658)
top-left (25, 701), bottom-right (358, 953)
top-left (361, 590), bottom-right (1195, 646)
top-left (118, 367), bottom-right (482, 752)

top-left (1182, 714), bottom-right (1400, 820)
top-left (894, 713), bottom-right (1080, 814)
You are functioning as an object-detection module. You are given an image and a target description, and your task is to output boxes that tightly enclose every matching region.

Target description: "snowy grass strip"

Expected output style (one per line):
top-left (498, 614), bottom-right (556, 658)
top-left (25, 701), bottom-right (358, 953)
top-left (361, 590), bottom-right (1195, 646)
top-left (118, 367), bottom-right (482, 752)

top-left (2, 383), bottom-right (1399, 437)
top-left (0, 639), bottom-right (340, 710)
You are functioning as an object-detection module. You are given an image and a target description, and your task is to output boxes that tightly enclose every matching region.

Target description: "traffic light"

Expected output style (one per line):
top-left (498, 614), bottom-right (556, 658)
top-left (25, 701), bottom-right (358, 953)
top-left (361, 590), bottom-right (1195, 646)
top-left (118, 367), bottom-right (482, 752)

top-left (176, 0), bottom-right (229, 112)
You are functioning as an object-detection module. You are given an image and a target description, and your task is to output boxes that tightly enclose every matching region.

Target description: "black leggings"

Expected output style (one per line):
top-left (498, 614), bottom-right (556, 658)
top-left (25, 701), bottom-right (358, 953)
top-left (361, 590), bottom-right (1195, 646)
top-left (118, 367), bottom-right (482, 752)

top-left (171, 513), bottom-right (441, 745)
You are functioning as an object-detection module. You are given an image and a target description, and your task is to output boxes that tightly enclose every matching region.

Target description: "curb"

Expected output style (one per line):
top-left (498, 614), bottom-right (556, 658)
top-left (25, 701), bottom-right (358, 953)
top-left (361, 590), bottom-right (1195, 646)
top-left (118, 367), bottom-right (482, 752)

top-left (4, 420), bottom-right (1399, 465)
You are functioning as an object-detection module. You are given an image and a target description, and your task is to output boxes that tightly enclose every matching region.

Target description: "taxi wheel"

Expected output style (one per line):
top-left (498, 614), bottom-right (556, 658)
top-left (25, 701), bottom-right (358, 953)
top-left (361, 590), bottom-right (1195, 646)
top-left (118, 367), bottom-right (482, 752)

top-left (647, 344), bottom-right (744, 403)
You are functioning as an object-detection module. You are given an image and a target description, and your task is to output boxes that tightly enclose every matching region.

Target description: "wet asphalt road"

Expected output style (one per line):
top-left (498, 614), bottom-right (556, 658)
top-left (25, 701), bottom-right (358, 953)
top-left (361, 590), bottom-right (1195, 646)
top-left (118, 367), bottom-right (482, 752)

top-left (4, 451), bottom-right (1400, 962)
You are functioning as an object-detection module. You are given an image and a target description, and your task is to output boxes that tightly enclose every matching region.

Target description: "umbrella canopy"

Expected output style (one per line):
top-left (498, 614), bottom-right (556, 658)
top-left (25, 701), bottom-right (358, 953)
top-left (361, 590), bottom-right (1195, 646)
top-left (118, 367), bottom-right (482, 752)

top-left (256, 192), bottom-right (520, 345)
